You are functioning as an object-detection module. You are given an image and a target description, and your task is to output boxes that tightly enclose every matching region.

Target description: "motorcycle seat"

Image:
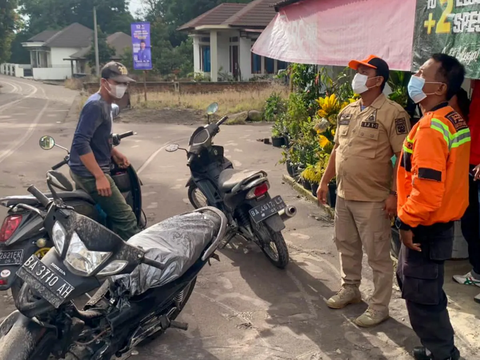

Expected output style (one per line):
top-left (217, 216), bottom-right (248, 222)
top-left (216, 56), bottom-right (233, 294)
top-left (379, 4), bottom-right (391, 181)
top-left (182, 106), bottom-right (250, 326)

top-left (111, 208), bottom-right (225, 296)
top-left (218, 169), bottom-right (266, 192)
top-left (0, 190), bottom-right (95, 208)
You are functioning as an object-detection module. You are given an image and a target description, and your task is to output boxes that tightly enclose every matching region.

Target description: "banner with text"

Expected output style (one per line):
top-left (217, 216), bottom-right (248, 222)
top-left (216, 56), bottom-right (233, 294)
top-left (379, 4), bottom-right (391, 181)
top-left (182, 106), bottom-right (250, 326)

top-left (413, 0), bottom-right (480, 78)
top-left (131, 22), bottom-right (152, 71)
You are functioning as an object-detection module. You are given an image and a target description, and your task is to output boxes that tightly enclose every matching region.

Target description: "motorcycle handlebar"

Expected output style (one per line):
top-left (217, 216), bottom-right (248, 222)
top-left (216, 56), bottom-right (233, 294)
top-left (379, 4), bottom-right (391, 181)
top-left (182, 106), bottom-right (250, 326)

top-left (51, 159), bottom-right (68, 171)
top-left (216, 116), bottom-right (228, 126)
top-left (118, 131), bottom-right (134, 139)
top-left (27, 185), bottom-right (50, 208)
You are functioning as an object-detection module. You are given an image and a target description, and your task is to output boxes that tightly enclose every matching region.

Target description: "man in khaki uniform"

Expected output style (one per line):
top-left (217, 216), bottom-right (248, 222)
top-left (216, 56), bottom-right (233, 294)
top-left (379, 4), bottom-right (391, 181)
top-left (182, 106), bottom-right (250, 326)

top-left (317, 55), bottom-right (411, 327)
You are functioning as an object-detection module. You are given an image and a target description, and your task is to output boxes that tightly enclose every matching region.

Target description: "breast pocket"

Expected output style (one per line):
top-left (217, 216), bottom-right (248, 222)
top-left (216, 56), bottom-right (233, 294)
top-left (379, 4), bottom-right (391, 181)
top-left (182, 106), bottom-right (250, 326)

top-left (338, 125), bottom-right (349, 137)
top-left (354, 128), bottom-right (379, 158)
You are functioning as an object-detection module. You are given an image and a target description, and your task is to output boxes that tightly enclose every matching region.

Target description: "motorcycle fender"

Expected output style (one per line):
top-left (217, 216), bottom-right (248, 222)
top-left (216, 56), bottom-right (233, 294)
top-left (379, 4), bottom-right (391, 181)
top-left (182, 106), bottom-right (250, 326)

top-left (0, 311), bottom-right (49, 360)
top-left (185, 177), bottom-right (194, 188)
top-left (264, 214), bottom-right (285, 232)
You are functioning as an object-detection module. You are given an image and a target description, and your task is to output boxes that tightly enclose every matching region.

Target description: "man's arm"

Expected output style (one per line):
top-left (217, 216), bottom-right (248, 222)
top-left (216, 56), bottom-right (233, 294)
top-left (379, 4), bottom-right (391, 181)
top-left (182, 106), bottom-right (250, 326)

top-left (397, 125), bottom-right (449, 228)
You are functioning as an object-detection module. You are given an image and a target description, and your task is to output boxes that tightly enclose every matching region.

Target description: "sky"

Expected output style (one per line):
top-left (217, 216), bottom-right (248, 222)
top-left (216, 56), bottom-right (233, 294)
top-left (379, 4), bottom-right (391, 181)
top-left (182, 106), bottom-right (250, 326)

top-left (129, 0), bottom-right (144, 16)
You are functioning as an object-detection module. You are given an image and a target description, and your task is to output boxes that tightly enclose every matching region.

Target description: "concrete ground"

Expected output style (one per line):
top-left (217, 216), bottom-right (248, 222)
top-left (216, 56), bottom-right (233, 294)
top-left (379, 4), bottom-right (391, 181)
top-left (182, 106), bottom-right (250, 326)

top-left (0, 76), bottom-right (478, 360)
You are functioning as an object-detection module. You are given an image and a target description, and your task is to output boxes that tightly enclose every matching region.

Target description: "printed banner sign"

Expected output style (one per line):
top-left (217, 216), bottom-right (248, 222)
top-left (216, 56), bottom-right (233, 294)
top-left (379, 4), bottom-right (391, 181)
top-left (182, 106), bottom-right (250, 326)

top-left (131, 22), bottom-right (152, 71)
top-left (412, 0), bottom-right (480, 78)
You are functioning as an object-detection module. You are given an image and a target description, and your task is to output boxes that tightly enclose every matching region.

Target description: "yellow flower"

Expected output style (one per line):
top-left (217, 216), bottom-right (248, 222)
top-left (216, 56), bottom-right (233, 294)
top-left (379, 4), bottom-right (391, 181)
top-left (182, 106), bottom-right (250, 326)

top-left (331, 129), bottom-right (336, 136)
top-left (319, 135), bottom-right (330, 148)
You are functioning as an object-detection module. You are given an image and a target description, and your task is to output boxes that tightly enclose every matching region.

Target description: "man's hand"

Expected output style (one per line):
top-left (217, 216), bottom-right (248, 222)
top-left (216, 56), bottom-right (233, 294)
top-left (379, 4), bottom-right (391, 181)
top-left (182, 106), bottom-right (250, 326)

top-left (96, 174), bottom-right (112, 197)
top-left (474, 164), bottom-right (480, 181)
top-left (399, 229), bottom-right (421, 252)
top-left (112, 150), bottom-right (130, 169)
top-left (317, 182), bottom-right (329, 205)
top-left (383, 194), bottom-right (397, 219)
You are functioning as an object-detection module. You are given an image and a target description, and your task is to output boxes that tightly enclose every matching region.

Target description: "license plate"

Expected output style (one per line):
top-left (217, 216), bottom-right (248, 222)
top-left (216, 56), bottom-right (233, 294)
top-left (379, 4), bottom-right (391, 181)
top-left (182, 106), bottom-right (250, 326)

top-left (0, 249), bottom-right (24, 266)
top-left (249, 195), bottom-right (286, 224)
top-left (16, 255), bottom-right (75, 308)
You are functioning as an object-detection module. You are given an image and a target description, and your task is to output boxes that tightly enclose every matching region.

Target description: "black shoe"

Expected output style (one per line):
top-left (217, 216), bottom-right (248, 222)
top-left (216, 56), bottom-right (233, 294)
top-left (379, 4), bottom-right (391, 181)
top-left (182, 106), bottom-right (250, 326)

top-left (413, 347), bottom-right (460, 360)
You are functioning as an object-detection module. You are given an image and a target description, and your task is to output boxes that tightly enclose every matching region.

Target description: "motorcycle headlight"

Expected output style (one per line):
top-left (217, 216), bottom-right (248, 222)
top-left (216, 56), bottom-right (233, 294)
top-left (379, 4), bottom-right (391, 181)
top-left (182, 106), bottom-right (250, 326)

top-left (52, 221), bottom-right (66, 254)
top-left (65, 232), bottom-right (111, 276)
top-left (97, 260), bottom-right (128, 276)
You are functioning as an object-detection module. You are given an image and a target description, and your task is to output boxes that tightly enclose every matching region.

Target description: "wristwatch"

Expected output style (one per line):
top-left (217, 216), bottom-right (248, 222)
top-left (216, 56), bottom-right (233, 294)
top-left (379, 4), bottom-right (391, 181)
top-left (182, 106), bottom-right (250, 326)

top-left (395, 217), bottom-right (412, 231)
top-left (389, 190), bottom-right (397, 196)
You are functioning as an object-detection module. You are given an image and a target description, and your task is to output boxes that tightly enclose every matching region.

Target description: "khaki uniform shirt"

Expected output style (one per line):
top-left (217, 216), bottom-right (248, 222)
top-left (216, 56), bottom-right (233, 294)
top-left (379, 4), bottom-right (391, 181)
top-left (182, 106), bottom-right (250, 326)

top-left (334, 94), bottom-right (411, 202)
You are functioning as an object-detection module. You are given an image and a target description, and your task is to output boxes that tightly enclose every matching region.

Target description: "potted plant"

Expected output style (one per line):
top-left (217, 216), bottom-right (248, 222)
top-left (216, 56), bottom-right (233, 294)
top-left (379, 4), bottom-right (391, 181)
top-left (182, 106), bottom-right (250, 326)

top-left (271, 117), bottom-right (287, 148)
top-left (300, 165), bottom-right (316, 191)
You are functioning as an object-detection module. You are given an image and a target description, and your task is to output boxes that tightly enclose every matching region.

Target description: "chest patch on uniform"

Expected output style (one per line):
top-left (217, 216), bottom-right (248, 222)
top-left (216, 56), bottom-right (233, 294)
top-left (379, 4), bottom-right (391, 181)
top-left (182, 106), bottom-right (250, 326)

top-left (339, 114), bottom-right (351, 126)
top-left (361, 121), bottom-right (379, 129)
top-left (445, 111), bottom-right (468, 131)
top-left (395, 118), bottom-right (408, 135)
top-left (366, 111), bottom-right (377, 122)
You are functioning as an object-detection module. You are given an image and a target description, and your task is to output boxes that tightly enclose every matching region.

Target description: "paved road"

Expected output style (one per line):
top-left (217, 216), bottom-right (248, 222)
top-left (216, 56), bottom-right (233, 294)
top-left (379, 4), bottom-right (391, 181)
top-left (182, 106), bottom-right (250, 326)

top-left (0, 76), bottom-right (478, 360)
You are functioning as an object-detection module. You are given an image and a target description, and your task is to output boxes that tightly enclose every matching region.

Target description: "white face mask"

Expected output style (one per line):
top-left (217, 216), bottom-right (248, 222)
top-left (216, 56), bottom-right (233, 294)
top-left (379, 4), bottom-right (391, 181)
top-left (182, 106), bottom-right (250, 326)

top-left (105, 81), bottom-right (127, 99)
top-left (351, 73), bottom-right (370, 94)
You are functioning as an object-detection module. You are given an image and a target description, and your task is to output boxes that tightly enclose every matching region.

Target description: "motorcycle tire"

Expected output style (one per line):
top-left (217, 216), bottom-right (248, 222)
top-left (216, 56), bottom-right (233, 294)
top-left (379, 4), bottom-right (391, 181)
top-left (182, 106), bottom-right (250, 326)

top-left (252, 222), bottom-right (289, 269)
top-left (187, 184), bottom-right (209, 209)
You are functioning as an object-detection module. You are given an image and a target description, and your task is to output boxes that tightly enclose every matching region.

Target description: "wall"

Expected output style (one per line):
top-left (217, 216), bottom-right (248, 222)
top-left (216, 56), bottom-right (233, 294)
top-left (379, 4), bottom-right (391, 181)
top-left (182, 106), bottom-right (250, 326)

top-left (217, 33), bottom-right (230, 75)
top-left (238, 37), bottom-right (252, 81)
top-left (0, 63), bottom-right (26, 77)
top-left (33, 67), bottom-right (72, 80)
top-left (50, 47), bottom-right (80, 66)
top-left (84, 81), bottom-right (273, 95)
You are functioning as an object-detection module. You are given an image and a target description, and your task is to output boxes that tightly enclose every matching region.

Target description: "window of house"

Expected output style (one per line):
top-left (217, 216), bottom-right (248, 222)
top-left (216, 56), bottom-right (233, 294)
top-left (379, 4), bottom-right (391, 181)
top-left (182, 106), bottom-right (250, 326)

top-left (278, 61), bottom-right (288, 70)
top-left (251, 53), bottom-right (262, 74)
top-left (229, 37), bottom-right (239, 43)
top-left (200, 46), bottom-right (211, 72)
top-left (265, 57), bottom-right (275, 74)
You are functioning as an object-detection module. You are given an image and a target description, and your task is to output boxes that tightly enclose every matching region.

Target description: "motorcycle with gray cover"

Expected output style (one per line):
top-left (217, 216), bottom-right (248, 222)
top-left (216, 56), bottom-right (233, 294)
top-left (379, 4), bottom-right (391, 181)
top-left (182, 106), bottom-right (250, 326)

top-left (0, 174), bottom-right (226, 360)
top-left (166, 103), bottom-right (297, 269)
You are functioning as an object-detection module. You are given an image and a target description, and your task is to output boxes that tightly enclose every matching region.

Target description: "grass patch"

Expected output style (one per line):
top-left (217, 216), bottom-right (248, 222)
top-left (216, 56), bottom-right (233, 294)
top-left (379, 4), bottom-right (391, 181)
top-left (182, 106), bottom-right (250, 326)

top-left (130, 84), bottom-right (288, 116)
top-left (64, 78), bottom-right (84, 90)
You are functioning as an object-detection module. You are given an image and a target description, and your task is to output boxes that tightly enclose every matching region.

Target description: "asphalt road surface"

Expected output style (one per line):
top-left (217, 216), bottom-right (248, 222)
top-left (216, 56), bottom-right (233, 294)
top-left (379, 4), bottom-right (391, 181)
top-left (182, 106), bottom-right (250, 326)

top-left (0, 76), bottom-right (478, 360)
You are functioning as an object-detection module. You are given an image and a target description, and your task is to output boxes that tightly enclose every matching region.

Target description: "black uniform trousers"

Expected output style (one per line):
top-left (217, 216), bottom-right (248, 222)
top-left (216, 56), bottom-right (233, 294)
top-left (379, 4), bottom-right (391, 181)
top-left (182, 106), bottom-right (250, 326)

top-left (460, 171), bottom-right (480, 275)
top-left (396, 222), bottom-right (457, 360)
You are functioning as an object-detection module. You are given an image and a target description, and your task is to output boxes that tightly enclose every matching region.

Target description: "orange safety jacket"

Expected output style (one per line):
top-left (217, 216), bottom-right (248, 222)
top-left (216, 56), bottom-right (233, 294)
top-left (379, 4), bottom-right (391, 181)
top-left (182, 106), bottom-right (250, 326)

top-left (397, 103), bottom-right (471, 229)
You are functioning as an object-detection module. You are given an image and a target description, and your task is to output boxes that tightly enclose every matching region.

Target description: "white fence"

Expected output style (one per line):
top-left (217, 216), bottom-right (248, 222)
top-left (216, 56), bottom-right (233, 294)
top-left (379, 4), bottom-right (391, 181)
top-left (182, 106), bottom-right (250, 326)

top-left (0, 63), bottom-right (31, 78)
top-left (32, 67), bottom-right (72, 80)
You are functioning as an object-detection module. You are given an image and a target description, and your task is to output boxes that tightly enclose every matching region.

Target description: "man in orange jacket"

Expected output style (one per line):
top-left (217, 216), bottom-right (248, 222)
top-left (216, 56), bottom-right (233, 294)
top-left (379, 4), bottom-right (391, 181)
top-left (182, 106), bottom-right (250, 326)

top-left (396, 54), bottom-right (470, 360)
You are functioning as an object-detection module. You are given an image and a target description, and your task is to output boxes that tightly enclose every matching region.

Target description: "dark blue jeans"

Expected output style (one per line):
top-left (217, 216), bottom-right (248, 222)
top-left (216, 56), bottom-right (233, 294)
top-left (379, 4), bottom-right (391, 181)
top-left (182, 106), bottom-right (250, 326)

top-left (460, 171), bottom-right (480, 275)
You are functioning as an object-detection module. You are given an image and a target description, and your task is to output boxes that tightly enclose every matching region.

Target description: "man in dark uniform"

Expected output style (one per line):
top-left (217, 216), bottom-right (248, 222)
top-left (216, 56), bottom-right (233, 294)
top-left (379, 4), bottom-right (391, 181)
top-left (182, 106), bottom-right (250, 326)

top-left (396, 54), bottom-right (469, 360)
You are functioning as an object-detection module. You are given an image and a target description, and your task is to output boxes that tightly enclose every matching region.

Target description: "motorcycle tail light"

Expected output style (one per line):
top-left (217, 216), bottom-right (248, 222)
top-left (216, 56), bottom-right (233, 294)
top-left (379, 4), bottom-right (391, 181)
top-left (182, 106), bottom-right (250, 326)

top-left (0, 215), bottom-right (22, 242)
top-left (246, 182), bottom-right (270, 200)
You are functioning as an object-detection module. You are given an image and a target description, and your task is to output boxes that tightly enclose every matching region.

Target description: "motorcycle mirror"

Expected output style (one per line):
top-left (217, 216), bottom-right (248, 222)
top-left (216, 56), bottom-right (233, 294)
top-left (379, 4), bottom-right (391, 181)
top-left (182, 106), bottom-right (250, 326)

top-left (165, 144), bottom-right (179, 153)
top-left (206, 102), bottom-right (219, 115)
top-left (112, 103), bottom-right (120, 118)
top-left (39, 135), bottom-right (55, 150)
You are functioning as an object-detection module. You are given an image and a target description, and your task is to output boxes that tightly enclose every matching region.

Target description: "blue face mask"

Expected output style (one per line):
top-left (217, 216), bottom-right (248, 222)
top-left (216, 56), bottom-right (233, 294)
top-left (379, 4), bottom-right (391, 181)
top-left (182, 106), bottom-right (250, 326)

top-left (408, 75), bottom-right (443, 104)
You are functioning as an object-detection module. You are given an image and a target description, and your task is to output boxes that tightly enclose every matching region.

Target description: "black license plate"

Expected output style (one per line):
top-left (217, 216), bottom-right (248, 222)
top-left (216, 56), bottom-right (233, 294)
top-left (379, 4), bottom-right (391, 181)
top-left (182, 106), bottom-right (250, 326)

top-left (0, 249), bottom-right (24, 266)
top-left (16, 255), bottom-right (75, 308)
top-left (249, 195), bottom-right (286, 224)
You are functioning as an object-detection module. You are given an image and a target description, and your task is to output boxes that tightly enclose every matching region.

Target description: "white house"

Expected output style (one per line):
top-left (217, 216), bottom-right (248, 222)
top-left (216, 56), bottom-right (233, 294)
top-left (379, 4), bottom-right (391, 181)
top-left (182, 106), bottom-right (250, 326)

top-left (178, 0), bottom-right (288, 82)
top-left (21, 23), bottom-right (131, 81)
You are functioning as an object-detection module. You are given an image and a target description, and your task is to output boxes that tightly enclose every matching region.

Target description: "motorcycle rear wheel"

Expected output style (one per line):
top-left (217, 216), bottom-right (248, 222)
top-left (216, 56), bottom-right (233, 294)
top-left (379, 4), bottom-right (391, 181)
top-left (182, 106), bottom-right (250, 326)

top-left (188, 184), bottom-right (209, 209)
top-left (251, 222), bottom-right (289, 269)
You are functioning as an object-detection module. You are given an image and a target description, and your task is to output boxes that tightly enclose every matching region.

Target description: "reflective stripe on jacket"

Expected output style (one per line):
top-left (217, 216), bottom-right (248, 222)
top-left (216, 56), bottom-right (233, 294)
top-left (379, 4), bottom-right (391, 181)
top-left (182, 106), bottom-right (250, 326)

top-left (397, 103), bottom-right (471, 227)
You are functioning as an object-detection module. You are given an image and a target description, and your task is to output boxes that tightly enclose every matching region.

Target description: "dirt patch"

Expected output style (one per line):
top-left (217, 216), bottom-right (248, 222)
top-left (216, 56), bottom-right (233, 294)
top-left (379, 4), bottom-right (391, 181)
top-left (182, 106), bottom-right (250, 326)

top-left (114, 108), bottom-right (205, 125)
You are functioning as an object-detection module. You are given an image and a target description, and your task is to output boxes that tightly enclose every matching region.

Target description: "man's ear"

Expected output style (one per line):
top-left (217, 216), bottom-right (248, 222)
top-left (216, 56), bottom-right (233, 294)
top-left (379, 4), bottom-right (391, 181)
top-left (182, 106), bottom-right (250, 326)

top-left (376, 76), bottom-right (385, 88)
top-left (436, 83), bottom-right (448, 97)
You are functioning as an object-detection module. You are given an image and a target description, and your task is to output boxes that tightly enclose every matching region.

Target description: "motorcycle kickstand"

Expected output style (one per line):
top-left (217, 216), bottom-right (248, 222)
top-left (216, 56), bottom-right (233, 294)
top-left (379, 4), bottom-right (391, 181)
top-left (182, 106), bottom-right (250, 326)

top-left (220, 231), bottom-right (236, 249)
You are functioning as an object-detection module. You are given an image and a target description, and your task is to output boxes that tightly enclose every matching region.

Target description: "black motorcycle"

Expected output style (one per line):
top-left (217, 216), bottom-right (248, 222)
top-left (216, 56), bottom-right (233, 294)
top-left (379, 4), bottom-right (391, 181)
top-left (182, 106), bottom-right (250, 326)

top-left (166, 103), bottom-right (297, 269)
top-left (0, 130), bottom-right (145, 298)
top-left (0, 177), bottom-right (227, 360)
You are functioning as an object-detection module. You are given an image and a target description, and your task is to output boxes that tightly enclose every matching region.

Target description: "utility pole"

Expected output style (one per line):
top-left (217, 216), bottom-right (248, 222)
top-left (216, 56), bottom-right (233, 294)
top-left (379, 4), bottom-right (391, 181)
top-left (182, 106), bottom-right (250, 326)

top-left (93, 6), bottom-right (100, 78)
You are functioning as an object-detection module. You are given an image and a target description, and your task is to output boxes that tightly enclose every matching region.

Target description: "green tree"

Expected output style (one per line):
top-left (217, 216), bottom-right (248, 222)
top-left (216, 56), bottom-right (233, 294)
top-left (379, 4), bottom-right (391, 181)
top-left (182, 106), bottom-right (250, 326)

top-left (0, 0), bottom-right (19, 63)
top-left (87, 27), bottom-right (116, 73)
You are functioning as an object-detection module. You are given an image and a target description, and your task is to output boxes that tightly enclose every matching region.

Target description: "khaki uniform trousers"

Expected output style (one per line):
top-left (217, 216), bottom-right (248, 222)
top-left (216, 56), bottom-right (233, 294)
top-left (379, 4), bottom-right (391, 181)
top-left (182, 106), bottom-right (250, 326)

top-left (334, 196), bottom-right (393, 312)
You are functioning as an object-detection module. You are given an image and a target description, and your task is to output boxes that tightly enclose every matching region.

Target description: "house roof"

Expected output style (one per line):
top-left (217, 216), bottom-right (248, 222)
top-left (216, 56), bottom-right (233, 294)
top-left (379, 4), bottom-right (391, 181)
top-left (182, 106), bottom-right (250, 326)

top-left (224, 0), bottom-right (279, 28)
top-left (273, 0), bottom-right (302, 11)
top-left (29, 30), bottom-right (60, 42)
top-left (107, 32), bottom-right (132, 57)
top-left (177, 3), bottom-right (247, 31)
top-left (43, 23), bottom-right (94, 48)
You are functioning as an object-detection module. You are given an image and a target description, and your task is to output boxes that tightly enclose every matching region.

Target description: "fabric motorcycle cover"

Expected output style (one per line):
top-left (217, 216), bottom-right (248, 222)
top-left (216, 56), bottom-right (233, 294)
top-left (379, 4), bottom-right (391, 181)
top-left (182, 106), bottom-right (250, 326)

top-left (252, 0), bottom-right (417, 71)
top-left (111, 211), bottom-right (221, 296)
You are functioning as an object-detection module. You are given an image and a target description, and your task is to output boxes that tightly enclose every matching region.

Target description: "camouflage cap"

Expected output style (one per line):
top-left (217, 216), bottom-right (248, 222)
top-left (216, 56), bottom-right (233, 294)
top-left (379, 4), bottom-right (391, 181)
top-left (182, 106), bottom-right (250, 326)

top-left (101, 61), bottom-right (135, 83)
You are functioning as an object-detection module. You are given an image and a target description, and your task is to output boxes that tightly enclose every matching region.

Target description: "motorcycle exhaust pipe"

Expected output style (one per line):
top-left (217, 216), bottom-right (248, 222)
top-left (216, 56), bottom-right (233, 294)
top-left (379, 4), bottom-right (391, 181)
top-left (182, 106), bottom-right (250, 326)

top-left (279, 205), bottom-right (297, 222)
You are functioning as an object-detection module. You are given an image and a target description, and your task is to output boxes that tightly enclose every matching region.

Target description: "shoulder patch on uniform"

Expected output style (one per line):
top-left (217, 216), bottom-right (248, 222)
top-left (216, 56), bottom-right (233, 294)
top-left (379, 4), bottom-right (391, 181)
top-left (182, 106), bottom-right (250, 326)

top-left (444, 111), bottom-right (468, 131)
top-left (395, 117), bottom-right (408, 135)
top-left (339, 113), bottom-right (351, 126)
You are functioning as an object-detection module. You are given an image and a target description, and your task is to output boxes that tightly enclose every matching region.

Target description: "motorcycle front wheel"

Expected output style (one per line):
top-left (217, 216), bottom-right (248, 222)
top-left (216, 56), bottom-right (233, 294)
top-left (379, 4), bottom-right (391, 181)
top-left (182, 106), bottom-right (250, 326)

top-left (188, 184), bottom-right (209, 209)
top-left (251, 221), bottom-right (289, 269)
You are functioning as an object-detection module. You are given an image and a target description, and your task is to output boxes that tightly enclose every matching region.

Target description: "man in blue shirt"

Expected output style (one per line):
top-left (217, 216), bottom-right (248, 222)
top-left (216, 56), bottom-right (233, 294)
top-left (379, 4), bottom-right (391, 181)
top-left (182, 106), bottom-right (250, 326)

top-left (69, 61), bottom-right (139, 240)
